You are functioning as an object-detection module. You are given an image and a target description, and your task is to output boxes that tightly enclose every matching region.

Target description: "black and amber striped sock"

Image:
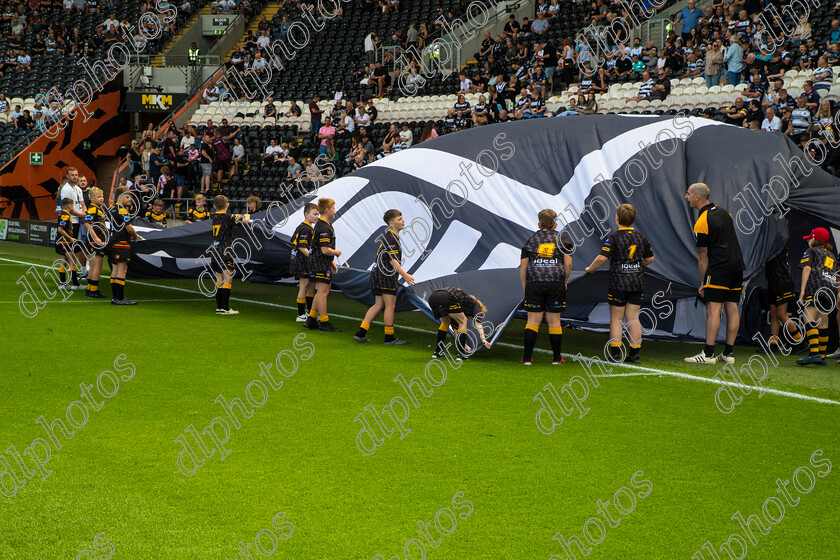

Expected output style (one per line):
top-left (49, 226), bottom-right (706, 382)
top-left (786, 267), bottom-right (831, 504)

top-left (222, 283), bottom-right (232, 310)
top-left (384, 325), bottom-right (395, 342)
top-left (523, 324), bottom-right (539, 361)
top-left (819, 328), bottom-right (829, 358)
top-left (59, 266), bottom-right (66, 283)
top-left (807, 324), bottom-right (820, 355)
top-left (789, 327), bottom-right (803, 342)
top-left (87, 279), bottom-right (99, 292)
top-left (629, 342), bottom-right (641, 357)
top-left (296, 298), bottom-right (306, 315)
top-left (70, 265), bottom-right (79, 285)
top-left (306, 292), bottom-right (315, 311)
top-left (436, 323), bottom-right (448, 353)
top-left (110, 278), bottom-right (125, 300)
top-left (548, 326), bottom-right (563, 361)
top-left (356, 321), bottom-right (370, 339)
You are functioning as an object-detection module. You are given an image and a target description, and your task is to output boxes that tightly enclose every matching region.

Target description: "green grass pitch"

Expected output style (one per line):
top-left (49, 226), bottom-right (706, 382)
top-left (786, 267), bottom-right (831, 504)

top-left (0, 242), bottom-right (838, 560)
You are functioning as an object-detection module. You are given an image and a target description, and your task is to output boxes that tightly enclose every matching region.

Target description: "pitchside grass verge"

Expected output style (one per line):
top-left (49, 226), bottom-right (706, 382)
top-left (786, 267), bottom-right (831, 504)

top-left (0, 242), bottom-right (838, 560)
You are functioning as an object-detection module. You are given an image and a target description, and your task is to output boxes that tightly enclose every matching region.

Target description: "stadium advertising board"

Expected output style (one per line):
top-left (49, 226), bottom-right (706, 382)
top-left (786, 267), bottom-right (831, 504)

top-left (126, 93), bottom-right (190, 113)
top-left (28, 221), bottom-right (55, 247)
top-left (0, 218), bottom-right (6, 240)
top-left (5, 219), bottom-right (29, 243)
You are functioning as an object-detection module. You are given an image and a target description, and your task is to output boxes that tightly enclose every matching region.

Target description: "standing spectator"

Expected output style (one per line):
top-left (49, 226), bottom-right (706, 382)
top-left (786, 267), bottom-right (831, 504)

top-left (364, 31), bottom-right (376, 64)
top-left (317, 116), bottom-right (335, 160)
top-left (683, 183), bottom-right (744, 364)
top-left (199, 134), bottom-right (214, 193)
top-left (309, 94), bottom-right (322, 141)
top-left (675, 0), bottom-right (703, 43)
top-left (57, 167), bottom-right (87, 284)
top-left (212, 132), bottom-right (232, 187)
top-left (705, 40), bottom-right (723, 87)
top-left (724, 35), bottom-right (744, 85)
top-left (148, 144), bottom-right (164, 187)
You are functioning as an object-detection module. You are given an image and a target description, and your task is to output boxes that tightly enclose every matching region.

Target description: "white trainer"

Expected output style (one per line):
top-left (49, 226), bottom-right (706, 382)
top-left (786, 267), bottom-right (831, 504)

top-left (684, 352), bottom-right (718, 364)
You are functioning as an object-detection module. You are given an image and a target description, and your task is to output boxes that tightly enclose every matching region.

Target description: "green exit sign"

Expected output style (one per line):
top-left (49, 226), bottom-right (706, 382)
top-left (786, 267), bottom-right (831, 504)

top-left (82, 140), bottom-right (91, 150)
top-left (213, 29), bottom-right (224, 34)
top-left (29, 152), bottom-right (43, 165)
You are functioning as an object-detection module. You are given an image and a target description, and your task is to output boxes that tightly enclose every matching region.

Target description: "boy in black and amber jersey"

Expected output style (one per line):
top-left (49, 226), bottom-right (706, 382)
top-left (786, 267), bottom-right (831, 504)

top-left (520, 208), bottom-right (574, 365)
top-left (428, 287), bottom-right (492, 359)
top-left (763, 248), bottom-right (803, 353)
top-left (796, 228), bottom-right (838, 366)
top-left (354, 209), bottom-right (416, 345)
top-left (304, 198), bottom-right (342, 332)
top-left (187, 193), bottom-right (211, 223)
top-left (210, 195), bottom-right (251, 315)
top-left (83, 187), bottom-right (108, 299)
top-left (145, 199), bottom-right (167, 226)
top-left (106, 186), bottom-right (141, 305)
top-left (56, 198), bottom-right (82, 289)
top-left (585, 204), bottom-right (654, 363)
top-left (290, 203), bottom-right (319, 321)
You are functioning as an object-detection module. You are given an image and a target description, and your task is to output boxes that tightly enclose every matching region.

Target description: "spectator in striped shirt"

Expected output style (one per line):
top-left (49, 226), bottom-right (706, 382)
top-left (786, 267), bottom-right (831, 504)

top-left (812, 58), bottom-right (833, 91)
top-left (630, 71), bottom-right (655, 101)
top-left (683, 51), bottom-right (704, 78)
top-left (788, 96), bottom-right (813, 143)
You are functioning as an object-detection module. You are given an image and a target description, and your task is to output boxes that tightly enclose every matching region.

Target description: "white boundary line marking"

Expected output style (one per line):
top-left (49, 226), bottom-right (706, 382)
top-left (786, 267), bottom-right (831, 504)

top-left (3, 256), bottom-right (838, 407)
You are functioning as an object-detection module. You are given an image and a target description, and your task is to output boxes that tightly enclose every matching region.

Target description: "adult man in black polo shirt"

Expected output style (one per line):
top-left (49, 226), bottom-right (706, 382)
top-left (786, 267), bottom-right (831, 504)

top-left (684, 183), bottom-right (744, 364)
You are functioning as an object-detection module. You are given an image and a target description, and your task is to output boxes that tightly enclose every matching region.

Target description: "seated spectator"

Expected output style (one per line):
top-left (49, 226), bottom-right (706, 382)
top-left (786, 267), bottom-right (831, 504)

top-left (15, 109), bottom-right (34, 130)
top-left (444, 108), bottom-right (457, 132)
top-left (16, 51), bottom-right (31, 71)
top-left (789, 96), bottom-right (813, 143)
top-left (723, 97), bottom-right (748, 125)
top-left (742, 73), bottom-right (765, 100)
top-left (532, 13), bottom-right (549, 35)
top-left (684, 52), bottom-right (704, 78)
top-left (829, 19), bottom-right (840, 45)
top-left (399, 123), bottom-right (413, 147)
top-left (528, 89), bottom-right (547, 117)
top-left (614, 51), bottom-right (633, 78)
top-left (381, 124), bottom-right (400, 155)
top-left (630, 71), bottom-right (656, 101)
top-left (802, 80), bottom-right (821, 111)
top-left (9, 104), bottom-right (22, 122)
top-left (473, 95), bottom-right (489, 127)
top-left (812, 57), bottom-right (833, 91)
top-left (302, 157), bottom-right (325, 189)
top-left (203, 86), bottom-right (220, 103)
top-left (557, 94), bottom-right (588, 117)
top-left (761, 107), bottom-right (781, 132)
top-left (745, 99), bottom-right (763, 127)
top-left (591, 67), bottom-right (609, 94)
top-left (285, 156), bottom-right (302, 182)
top-left (454, 94), bottom-right (471, 120)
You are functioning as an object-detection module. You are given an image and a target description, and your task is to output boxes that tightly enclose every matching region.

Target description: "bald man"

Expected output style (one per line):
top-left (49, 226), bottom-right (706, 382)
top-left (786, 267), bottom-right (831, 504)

top-left (684, 183), bottom-right (745, 364)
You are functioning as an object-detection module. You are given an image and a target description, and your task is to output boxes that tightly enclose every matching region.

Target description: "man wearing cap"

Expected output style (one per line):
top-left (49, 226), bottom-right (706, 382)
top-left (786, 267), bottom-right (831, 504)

top-left (684, 183), bottom-right (745, 364)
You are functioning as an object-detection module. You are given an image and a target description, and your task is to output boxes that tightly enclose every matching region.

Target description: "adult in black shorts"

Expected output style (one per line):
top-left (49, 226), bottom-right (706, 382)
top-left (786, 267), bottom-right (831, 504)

top-left (585, 204), bottom-right (654, 363)
top-left (428, 287), bottom-right (492, 360)
top-left (520, 209), bottom-right (573, 365)
top-left (684, 183), bottom-right (744, 364)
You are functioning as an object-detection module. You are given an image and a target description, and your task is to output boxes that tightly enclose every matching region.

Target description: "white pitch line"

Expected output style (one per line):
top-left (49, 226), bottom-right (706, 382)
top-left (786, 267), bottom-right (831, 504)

top-left (3, 256), bottom-right (839, 407)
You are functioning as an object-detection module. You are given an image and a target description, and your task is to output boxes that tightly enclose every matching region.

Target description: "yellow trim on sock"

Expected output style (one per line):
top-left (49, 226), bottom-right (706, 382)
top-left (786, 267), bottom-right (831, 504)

top-left (59, 266), bottom-right (66, 273)
top-left (309, 309), bottom-right (318, 318)
top-left (610, 341), bottom-right (622, 347)
top-left (296, 298), bottom-right (306, 304)
top-left (70, 266), bottom-right (78, 271)
top-left (791, 331), bottom-right (802, 341)
top-left (319, 315), bottom-right (329, 322)
top-left (112, 279), bottom-right (125, 285)
top-left (438, 323), bottom-right (448, 331)
top-left (548, 327), bottom-right (562, 335)
top-left (525, 324), bottom-right (539, 332)
top-left (768, 335), bottom-right (780, 345)
top-left (384, 326), bottom-right (395, 335)
top-left (361, 321), bottom-right (370, 330)
top-left (223, 283), bottom-right (232, 290)
top-left (216, 282), bottom-right (223, 288)
top-left (457, 329), bottom-right (467, 333)
top-left (90, 285), bottom-right (98, 292)
top-left (305, 292), bottom-right (316, 298)
top-left (629, 342), bottom-right (641, 348)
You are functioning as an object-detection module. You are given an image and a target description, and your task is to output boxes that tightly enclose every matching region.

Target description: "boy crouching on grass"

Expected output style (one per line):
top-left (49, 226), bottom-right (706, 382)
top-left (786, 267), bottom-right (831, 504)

top-left (83, 187), bottom-right (108, 299)
top-left (187, 193), bottom-right (211, 222)
top-left (291, 203), bottom-right (319, 321)
top-left (211, 195), bottom-right (251, 315)
top-left (146, 199), bottom-right (168, 227)
top-left (354, 209), bottom-right (416, 345)
top-left (56, 198), bottom-right (83, 290)
top-left (584, 204), bottom-right (654, 364)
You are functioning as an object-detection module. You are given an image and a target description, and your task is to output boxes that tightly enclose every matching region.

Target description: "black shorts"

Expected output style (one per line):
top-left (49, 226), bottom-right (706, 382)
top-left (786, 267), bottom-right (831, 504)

top-left (106, 242), bottom-right (131, 265)
top-left (429, 291), bottom-right (461, 319)
top-left (86, 243), bottom-right (106, 257)
top-left (72, 223), bottom-right (81, 238)
top-left (213, 159), bottom-right (231, 172)
top-left (55, 243), bottom-right (71, 256)
top-left (310, 269), bottom-right (332, 284)
top-left (211, 256), bottom-right (235, 273)
top-left (768, 281), bottom-right (795, 305)
top-left (370, 270), bottom-right (398, 294)
top-left (372, 286), bottom-right (397, 296)
top-left (803, 289), bottom-right (837, 312)
top-left (523, 281), bottom-right (566, 313)
top-left (290, 254), bottom-right (309, 278)
top-left (703, 267), bottom-right (744, 303)
top-left (608, 289), bottom-right (644, 307)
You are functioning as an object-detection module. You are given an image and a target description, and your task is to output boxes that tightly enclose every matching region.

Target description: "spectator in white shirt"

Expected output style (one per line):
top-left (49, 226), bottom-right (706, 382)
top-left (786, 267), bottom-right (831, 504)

top-left (257, 30), bottom-right (271, 49)
top-left (103, 13), bottom-right (120, 32)
top-left (399, 123), bottom-right (413, 147)
top-left (203, 86), bottom-right (220, 103)
top-left (761, 107), bottom-right (782, 132)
